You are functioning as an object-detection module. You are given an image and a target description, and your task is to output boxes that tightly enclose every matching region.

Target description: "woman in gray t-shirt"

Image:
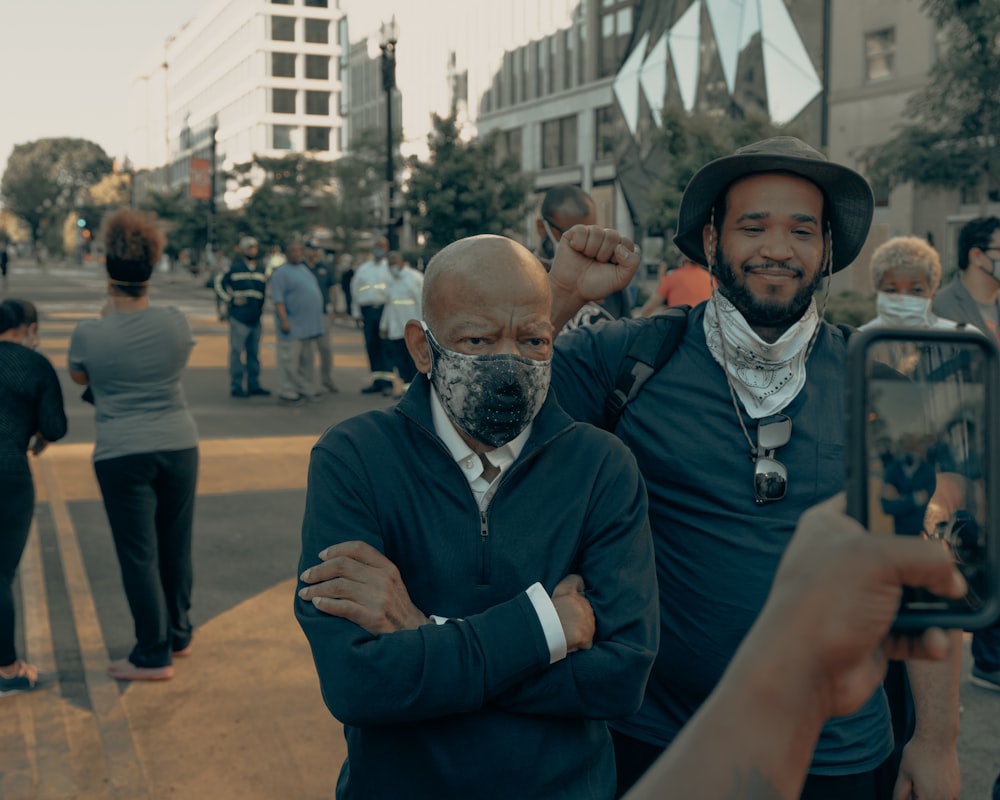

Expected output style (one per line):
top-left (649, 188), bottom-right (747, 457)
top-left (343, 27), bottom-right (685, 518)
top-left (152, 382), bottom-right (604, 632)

top-left (68, 209), bottom-right (199, 682)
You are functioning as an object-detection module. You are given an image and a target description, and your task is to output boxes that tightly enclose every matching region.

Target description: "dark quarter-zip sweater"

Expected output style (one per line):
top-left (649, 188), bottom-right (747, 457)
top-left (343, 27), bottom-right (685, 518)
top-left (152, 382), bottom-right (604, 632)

top-left (295, 374), bottom-right (659, 800)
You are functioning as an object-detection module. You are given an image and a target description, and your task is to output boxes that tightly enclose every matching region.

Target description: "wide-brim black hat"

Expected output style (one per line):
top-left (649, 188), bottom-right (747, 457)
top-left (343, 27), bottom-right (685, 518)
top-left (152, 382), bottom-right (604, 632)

top-left (673, 136), bottom-right (874, 273)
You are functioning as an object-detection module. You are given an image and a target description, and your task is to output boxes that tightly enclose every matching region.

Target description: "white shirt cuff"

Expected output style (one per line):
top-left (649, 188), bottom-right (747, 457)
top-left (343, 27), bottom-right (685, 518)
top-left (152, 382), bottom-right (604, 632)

top-left (429, 614), bottom-right (450, 625)
top-left (526, 582), bottom-right (568, 664)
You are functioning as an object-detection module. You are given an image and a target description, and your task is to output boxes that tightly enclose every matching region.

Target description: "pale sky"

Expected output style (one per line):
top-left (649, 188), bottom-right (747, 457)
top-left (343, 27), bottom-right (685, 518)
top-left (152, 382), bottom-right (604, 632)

top-left (0, 0), bottom-right (404, 195)
top-left (0, 0), bottom-right (205, 185)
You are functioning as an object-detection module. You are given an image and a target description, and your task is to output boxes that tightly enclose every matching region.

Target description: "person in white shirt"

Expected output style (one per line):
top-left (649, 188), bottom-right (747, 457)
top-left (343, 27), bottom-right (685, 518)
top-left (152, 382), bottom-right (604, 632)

top-left (379, 252), bottom-right (423, 397)
top-left (351, 237), bottom-right (394, 395)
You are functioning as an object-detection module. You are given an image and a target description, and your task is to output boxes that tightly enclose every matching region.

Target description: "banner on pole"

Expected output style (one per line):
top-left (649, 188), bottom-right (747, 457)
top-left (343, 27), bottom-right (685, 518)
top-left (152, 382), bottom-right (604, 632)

top-left (189, 158), bottom-right (212, 200)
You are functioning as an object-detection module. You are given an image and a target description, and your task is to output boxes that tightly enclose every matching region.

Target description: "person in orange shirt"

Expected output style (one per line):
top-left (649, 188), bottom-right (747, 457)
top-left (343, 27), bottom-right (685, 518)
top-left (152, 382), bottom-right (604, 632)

top-left (639, 256), bottom-right (715, 316)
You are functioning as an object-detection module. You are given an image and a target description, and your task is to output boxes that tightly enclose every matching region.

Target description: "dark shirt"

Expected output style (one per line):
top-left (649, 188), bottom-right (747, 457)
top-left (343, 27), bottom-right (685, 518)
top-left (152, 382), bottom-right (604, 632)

top-left (881, 458), bottom-right (937, 536)
top-left (295, 377), bottom-right (658, 799)
top-left (0, 342), bottom-right (67, 467)
top-left (551, 306), bottom-right (892, 775)
top-left (215, 255), bottom-right (267, 325)
top-left (309, 261), bottom-right (337, 314)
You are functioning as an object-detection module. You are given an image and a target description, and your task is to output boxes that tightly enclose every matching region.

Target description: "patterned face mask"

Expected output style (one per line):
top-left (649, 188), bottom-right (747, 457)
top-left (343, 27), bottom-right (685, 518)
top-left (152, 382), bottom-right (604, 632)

top-left (421, 322), bottom-right (551, 448)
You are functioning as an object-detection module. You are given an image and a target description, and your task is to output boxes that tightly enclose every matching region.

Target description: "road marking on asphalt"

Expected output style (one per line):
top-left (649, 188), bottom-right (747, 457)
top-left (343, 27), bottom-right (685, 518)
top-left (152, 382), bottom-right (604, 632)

top-left (35, 436), bottom-right (318, 502)
top-left (38, 331), bottom-right (368, 370)
top-left (21, 520), bottom-right (56, 675)
top-left (3, 521), bottom-right (79, 796)
top-left (37, 455), bottom-right (151, 800)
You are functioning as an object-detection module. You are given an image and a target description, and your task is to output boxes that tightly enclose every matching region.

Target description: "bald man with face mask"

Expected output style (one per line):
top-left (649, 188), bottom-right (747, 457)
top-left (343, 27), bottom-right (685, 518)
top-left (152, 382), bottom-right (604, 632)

top-left (295, 232), bottom-right (657, 800)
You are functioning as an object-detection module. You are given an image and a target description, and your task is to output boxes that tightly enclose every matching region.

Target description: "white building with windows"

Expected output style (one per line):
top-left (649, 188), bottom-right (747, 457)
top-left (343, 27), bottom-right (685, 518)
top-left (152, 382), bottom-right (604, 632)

top-left (128, 0), bottom-right (344, 206)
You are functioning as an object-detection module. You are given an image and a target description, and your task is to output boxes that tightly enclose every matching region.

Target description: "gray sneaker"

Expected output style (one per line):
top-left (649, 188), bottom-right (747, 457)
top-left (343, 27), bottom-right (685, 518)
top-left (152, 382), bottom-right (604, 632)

top-left (971, 666), bottom-right (1000, 692)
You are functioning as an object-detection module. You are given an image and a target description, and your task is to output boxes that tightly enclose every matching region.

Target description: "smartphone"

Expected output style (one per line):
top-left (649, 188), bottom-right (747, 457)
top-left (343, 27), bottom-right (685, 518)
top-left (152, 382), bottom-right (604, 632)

top-left (846, 327), bottom-right (1000, 630)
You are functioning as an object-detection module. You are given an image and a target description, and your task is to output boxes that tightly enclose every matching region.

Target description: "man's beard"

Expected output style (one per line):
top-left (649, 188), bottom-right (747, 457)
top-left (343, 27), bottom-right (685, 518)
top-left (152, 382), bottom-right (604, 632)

top-left (713, 239), bottom-right (824, 330)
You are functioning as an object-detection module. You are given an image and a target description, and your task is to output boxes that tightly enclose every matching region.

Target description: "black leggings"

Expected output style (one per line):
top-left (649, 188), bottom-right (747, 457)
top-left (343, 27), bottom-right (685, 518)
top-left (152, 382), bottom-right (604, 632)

top-left (95, 447), bottom-right (198, 668)
top-left (0, 466), bottom-right (34, 666)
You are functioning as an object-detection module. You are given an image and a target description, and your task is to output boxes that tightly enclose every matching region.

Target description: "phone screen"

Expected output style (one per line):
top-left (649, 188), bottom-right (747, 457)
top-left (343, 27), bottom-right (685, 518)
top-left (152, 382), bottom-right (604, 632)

top-left (858, 335), bottom-right (992, 618)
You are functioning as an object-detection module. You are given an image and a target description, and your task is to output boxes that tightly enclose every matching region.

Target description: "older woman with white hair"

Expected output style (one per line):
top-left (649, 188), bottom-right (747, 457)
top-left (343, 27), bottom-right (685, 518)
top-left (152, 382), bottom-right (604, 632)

top-left (860, 236), bottom-right (966, 330)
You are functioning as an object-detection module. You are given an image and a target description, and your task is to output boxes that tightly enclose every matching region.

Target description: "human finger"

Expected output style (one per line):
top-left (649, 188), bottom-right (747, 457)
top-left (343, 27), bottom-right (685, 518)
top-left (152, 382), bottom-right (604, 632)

top-left (553, 574), bottom-right (585, 596)
top-left (318, 540), bottom-right (393, 567)
top-left (613, 238), bottom-right (641, 270)
top-left (593, 229), bottom-right (622, 264)
top-left (882, 627), bottom-right (954, 662)
top-left (309, 596), bottom-right (380, 630)
top-left (874, 536), bottom-right (967, 599)
top-left (299, 573), bottom-right (365, 603)
top-left (300, 553), bottom-right (382, 587)
top-left (560, 224), bottom-right (595, 254)
top-left (563, 225), bottom-right (616, 259)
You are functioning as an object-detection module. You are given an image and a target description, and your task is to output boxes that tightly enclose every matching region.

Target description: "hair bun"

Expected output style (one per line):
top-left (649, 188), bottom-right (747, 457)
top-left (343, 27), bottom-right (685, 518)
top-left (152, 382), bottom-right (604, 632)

top-left (104, 209), bottom-right (164, 283)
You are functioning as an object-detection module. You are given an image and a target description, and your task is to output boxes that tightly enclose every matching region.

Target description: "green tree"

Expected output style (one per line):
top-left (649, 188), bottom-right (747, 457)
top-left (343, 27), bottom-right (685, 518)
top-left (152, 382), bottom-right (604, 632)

top-left (0, 137), bottom-right (113, 253)
top-left (865, 0), bottom-right (1000, 207)
top-left (643, 106), bottom-right (791, 250)
top-left (230, 152), bottom-right (336, 248)
top-left (139, 187), bottom-right (226, 260)
top-left (404, 113), bottom-right (533, 255)
top-left (319, 129), bottom-right (385, 257)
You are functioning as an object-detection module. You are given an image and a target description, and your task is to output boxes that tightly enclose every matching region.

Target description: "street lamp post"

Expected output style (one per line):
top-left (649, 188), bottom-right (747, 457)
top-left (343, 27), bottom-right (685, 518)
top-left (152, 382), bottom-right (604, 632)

top-left (380, 17), bottom-right (398, 251)
top-left (208, 115), bottom-right (219, 251)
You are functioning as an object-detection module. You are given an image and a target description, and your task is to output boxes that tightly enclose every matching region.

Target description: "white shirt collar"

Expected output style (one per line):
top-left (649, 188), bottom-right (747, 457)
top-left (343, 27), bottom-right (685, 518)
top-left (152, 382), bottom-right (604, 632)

top-left (429, 386), bottom-right (531, 485)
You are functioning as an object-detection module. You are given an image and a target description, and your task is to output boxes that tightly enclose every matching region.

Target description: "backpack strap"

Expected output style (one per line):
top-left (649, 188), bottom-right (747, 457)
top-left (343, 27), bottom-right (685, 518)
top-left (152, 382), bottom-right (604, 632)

top-left (604, 305), bottom-right (690, 431)
top-left (836, 322), bottom-right (857, 341)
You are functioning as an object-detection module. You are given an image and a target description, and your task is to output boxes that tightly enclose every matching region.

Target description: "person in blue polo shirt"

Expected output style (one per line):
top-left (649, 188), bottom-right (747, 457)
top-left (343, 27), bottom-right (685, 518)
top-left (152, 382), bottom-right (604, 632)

top-left (270, 238), bottom-right (325, 406)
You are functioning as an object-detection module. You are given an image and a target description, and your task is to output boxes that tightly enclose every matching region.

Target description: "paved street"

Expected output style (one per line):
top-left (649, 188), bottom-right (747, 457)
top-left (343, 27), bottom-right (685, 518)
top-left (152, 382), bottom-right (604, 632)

top-left (1, 255), bottom-right (998, 798)
top-left (2, 257), bottom-right (376, 799)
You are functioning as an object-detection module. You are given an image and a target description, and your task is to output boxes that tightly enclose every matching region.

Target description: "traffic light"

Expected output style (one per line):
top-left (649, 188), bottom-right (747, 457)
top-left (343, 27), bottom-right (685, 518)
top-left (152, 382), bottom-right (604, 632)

top-left (77, 217), bottom-right (87, 228)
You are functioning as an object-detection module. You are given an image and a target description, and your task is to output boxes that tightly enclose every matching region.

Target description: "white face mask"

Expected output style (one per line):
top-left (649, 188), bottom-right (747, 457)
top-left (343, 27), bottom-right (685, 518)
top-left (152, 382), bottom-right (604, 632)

top-left (13, 325), bottom-right (38, 350)
top-left (877, 292), bottom-right (932, 326)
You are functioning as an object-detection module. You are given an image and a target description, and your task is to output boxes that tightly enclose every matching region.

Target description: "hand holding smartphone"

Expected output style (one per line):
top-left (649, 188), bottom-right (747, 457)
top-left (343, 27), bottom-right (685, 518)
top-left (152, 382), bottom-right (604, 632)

top-left (846, 328), bottom-right (1000, 630)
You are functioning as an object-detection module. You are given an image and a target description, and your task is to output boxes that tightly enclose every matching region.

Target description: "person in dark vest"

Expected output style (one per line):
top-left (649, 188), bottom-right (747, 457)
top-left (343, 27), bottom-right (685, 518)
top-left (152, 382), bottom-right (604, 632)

top-left (215, 236), bottom-right (271, 398)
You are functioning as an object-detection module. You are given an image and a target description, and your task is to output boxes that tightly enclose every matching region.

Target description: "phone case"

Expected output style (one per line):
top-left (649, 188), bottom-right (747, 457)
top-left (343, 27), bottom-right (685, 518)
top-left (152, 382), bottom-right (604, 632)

top-left (846, 326), bottom-right (1000, 631)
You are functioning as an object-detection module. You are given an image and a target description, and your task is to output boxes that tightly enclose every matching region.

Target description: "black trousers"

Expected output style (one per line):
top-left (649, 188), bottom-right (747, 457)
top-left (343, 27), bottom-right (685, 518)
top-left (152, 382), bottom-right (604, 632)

top-left (360, 305), bottom-right (390, 382)
top-left (95, 447), bottom-right (198, 668)
top-left (0, 463), bottom-right (34, 666)
top-left (611, 727), bottom-right (897, 800)
top-left (384, 337), bottom-right (418, 384)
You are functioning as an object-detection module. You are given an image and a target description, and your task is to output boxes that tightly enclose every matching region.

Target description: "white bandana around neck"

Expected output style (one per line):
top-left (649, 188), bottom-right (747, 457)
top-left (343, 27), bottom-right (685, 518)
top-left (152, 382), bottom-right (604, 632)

top-left (704, 292), bottom-right (819, 419)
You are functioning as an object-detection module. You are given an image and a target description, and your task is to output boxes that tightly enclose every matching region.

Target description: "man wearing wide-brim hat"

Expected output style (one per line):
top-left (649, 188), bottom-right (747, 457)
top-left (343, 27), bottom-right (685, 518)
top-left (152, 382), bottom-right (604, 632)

top-left (545, 136), bottom-right (961, 800)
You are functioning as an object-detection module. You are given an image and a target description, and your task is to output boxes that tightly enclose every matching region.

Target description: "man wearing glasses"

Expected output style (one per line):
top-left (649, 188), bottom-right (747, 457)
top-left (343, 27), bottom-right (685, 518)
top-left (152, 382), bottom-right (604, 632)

top-left (932, 216), bottom-right (1000, 697)
top-left (933, 217), bottom-right (1000, 344)
top-left (548, 137), bottom-right (961, 800)
top-left (535, 184), bottom-right (633, 329)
